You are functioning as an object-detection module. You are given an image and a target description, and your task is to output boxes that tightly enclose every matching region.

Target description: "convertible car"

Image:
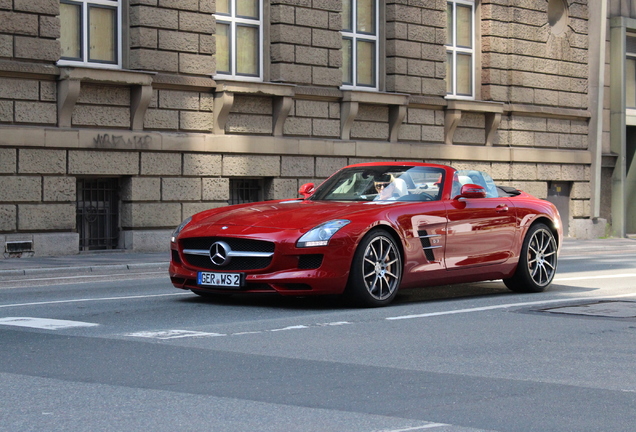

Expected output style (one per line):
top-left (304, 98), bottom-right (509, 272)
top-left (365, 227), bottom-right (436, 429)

top-left (169, 162), bottom-right (561, 307)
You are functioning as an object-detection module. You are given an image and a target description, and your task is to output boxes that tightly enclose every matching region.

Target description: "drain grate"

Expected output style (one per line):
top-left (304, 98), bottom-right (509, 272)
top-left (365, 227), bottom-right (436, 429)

top-left (543, 301), bottom-right (636, 318)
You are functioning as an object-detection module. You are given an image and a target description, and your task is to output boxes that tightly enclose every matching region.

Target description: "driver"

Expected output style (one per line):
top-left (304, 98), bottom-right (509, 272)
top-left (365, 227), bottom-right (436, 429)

top-left (374, 173), bottom-right (408, 200)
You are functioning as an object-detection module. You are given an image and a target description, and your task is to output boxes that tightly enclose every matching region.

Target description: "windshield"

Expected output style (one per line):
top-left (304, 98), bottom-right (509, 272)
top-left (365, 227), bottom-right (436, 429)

top-left (309, 166), bottom-right (445, 202)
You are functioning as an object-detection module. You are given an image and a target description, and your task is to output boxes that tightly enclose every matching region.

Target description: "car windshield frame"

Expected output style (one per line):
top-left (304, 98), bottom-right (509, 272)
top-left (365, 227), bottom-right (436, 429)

top-left (309, 166), bottom-right (446, 202)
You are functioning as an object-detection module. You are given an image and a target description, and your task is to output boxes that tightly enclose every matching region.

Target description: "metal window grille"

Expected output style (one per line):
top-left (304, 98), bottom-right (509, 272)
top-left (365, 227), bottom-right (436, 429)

top-left (76, 178), bottom-right (120, 251)
top-left (229, 179), bottom-right (262, 205)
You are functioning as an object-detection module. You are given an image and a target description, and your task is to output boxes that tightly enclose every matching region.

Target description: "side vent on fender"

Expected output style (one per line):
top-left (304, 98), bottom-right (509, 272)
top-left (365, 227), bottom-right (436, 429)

top-left (417, 230), bottom-right (440, 262)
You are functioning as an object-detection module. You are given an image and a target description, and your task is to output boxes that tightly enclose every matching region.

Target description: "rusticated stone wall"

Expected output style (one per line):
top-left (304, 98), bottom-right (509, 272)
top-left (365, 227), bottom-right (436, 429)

top-left (0, 0), bottom-right (599, 257)
top-left (129, 0), bottom-right (215, 74)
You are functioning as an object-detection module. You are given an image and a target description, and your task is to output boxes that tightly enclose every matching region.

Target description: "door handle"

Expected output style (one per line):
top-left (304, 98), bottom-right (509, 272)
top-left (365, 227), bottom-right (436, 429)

top-left (496, 205), bottom-right (509, 213)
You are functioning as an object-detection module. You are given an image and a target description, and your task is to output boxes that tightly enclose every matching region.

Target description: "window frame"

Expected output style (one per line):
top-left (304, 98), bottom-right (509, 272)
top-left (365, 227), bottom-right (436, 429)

top-left (446, 0), bottom-right (475, 100)
top-left (341, 0), bottom-right (380, 91)
top-left (58, 0), bottom-right (122, 69)
top-left (214, 0), bottom-right (264, 82)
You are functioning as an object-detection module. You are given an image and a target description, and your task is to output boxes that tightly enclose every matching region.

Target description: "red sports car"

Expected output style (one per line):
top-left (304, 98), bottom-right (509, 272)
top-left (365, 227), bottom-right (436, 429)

top-left (169, 162), bottom-right (562, 307)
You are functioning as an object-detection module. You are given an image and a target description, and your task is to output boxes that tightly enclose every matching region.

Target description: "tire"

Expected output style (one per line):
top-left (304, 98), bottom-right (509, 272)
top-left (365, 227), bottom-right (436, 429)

top-left (345, 230), bottom-right (402, 307)
top-left (504, 223), bottom-right (558, 293)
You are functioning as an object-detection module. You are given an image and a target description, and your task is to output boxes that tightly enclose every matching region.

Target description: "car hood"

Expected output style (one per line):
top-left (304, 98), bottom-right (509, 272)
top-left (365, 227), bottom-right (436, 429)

top-left (187, 200), bottom-right (380, 231)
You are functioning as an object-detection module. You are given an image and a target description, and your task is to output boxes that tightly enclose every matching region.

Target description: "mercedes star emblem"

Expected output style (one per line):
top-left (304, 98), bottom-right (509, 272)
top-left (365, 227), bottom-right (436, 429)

top-left (209, 241), bottom-right (231, 266)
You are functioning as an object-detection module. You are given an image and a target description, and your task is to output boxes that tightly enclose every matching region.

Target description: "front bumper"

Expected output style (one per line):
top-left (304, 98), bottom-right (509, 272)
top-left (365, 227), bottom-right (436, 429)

top-left (169, 237), bottom-right (354, 296)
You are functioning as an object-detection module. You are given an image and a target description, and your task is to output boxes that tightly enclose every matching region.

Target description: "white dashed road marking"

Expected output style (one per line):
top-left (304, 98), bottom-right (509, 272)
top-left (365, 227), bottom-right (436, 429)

top-left (0, 317), bottom-right (99, 330)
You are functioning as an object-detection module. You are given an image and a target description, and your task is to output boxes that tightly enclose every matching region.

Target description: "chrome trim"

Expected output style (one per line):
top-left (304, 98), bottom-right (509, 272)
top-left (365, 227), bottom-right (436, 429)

top-left (418, 234), bottom-right (441, 239)
top-left (422, 245), bottom-right (442, 250)
top-left (183, 249), bottom-right (273, 258)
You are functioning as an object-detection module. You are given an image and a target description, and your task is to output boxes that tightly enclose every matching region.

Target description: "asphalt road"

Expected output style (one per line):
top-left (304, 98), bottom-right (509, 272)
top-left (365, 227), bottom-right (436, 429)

top-left (1, 248), bottom-right (636, 432)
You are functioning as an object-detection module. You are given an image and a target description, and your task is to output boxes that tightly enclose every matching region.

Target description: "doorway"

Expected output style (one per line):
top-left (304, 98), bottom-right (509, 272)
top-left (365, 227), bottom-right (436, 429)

top-left (547, 181), bottom-right (571, 237)
top-left (626, 126), bottom-right (636, 234)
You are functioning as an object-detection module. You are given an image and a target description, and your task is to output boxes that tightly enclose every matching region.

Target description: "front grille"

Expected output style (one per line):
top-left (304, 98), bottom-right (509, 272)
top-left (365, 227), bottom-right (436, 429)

top-left (180, 237), bottom-right (275, 271)
top-left (181, 237), bottom-right (274, 253)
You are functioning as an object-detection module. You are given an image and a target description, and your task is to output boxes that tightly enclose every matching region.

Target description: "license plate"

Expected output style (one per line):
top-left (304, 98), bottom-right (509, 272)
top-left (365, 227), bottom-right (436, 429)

top-left (197, 272), bottom-right (244, 288)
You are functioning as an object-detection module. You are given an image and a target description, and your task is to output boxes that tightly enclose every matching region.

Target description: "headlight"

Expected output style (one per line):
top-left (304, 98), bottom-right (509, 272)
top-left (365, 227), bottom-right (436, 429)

top-left (297, 220), bottom-right (350, 247)
top-left (171, 216), bottom-right (192, 243)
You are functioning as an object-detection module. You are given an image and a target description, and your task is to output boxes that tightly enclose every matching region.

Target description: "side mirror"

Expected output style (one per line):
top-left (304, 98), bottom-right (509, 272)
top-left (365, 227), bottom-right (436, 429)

top-left (298, 183), bottom-right (315, 199)
top-left (456, 183), bottom-right (486, 199)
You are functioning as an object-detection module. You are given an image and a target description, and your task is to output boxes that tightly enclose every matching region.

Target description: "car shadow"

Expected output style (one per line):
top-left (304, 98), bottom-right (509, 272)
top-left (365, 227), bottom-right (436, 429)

top-left (176, 281), bottom-right (598, 310)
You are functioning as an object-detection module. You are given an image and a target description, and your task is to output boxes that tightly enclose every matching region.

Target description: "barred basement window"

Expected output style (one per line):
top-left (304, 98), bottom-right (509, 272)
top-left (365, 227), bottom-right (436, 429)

top-left (229, 179), bottom-right (263, 204)
top-left (76, 178), bottom-right (120, 251)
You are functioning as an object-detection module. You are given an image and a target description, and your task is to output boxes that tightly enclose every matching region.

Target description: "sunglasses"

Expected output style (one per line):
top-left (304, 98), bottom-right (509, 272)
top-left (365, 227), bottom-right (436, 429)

top-left (374, 182), bottom-right (390, 189)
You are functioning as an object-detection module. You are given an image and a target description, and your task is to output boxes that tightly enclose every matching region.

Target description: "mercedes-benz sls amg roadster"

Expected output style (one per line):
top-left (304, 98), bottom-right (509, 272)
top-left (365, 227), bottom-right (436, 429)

top-left (169, 162), bottom-right (562, 307)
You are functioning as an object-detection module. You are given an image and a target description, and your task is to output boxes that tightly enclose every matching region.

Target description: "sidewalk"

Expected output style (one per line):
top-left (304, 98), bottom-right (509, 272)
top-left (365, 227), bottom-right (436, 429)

top-left (1, 238), bottom-right (636, 278)
top-left (0, 251), bottom-right (170, 277)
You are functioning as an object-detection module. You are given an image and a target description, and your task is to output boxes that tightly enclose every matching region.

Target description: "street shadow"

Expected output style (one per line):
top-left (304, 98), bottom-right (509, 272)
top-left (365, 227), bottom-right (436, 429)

top-left (175, 277), bottom-right (601, 311)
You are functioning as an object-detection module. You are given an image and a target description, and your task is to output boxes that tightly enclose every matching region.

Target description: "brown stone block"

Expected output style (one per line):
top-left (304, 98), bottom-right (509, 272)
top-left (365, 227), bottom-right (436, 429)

top-left (18, 149), bottom-right (65, 174)
top-left (14, 0), bottom-right (58, 14)
top-left (202, 178), bottom-right (229, 201)
top-left (179, 52), bottom-right (214, 75)
top-left (68, 151), bottom-right (139, 175)
top-left (141, 152), bottom-right (181, 175)
top-left (180, 111), bottom-right (213, 131)
top-left (43, 177), bottom-right (75, 202)
top-left (72, 105), bottom-right (130, 128)
top-left (130, 5), bottom-right (179, 29)
top-left (222, 154), bottom-right (281, 177)
top-left (183, 153), bottom-right (222, 176)
top-left (162, 177), bottom-right (202, 201)
top-left (129, 49), bottom-right (179, 72)
top-left (0, 11), bottom-right (38, 35)
top-left (178, 11), bottom-right (214, 33)
top-left (19, 203), bottom-right (75, 230)
top-left (15, 36), bottom-right (60, 62)
top-left (0, 204), bottom-right (16, 231)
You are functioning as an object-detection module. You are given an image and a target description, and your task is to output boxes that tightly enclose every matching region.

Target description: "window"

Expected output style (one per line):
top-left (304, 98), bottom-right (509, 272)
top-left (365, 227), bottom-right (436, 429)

top-left (76, 178), bottom-right (120, 251)
top-left (229, 179), bottom-right (263, 204)
top-left (215, 0), bottom-right (263, 80)
top-left (341, 0), bottom-right (379, 90)
top-left (446, 0), bottom-right (474, 98)
top-left (59, 0), bottom-right (121, 68)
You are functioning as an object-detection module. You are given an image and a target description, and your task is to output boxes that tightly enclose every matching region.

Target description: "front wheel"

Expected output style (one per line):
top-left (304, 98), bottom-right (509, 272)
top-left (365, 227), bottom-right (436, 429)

top-left (345, 230), bottom-right (402, 307)
top-left (504, 223), bottom-right (558, 293)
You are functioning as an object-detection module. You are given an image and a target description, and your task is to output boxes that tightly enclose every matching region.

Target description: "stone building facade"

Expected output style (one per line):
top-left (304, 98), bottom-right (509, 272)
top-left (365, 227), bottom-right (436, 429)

top-left (0, 0), bottom-right (596, 257)
top-left (587, 0), bottom-right (636, 238)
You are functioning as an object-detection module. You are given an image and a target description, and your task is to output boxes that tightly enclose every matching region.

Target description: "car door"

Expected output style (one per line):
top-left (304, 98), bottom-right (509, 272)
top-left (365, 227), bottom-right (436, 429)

top-left (444, 172), bottom-right (517, 269)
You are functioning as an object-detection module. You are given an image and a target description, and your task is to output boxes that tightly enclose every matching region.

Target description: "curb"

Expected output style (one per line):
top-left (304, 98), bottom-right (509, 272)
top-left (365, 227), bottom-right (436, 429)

top-left (0, 262), bottom-right (169, 278)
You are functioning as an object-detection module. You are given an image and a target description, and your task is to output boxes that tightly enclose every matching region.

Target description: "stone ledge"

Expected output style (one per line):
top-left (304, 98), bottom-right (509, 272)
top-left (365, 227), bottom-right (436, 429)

top-left (58, 67), bottom-right (155, 86)
top-left (0, 125), bottom-right (593, 165)
top-left (58, 67), bottom-right (156, 130)
top-left (445, 99), bottom-right (505, 146)
top-left (505, 103), bottom-right (591, 120)
top-left (152, 73), bottom-right (216, 91)
top-left (215, 80), bottom-right (296, 97)
top-left (0, 59), bottom-right (58, 80)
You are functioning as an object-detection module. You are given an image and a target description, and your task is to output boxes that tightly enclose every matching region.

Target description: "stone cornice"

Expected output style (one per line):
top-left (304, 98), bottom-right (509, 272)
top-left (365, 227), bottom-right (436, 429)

top-left (0, 59), bottom-right (59, 80)
top-left (504, 103), bottom-right (591, 120)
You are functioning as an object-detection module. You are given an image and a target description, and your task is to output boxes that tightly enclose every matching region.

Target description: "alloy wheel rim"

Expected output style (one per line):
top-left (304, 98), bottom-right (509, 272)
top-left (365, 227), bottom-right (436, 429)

top-left (362, 236), bottom-right (401, 300)
top-left (527, 228), bottom-right (557, 286)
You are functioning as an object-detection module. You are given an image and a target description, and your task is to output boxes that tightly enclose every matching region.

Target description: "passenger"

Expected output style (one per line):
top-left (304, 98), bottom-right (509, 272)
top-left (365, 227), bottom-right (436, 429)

top-left (374, 174), bottom-right (408, 200)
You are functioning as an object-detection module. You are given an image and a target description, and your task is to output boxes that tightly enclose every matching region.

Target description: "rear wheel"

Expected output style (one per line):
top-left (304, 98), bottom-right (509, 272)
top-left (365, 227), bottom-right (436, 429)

top-left (345, 230), bottom-right (402, 307)
top-left (504, 223), bottom-right (557, 293)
